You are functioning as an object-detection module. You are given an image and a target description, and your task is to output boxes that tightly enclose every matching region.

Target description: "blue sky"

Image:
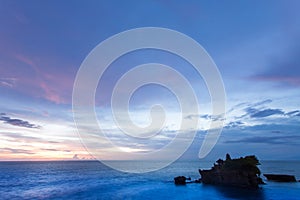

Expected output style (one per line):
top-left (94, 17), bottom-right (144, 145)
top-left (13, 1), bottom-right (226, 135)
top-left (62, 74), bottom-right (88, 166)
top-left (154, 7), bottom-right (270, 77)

top-left (0, 0), bottom-right (299, 161)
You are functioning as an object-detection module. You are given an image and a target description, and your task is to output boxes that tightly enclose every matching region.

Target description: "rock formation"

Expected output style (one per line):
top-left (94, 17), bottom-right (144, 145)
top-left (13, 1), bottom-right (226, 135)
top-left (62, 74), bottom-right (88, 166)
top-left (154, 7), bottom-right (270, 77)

top-left (264, 174), bottom-right (297, 182)
top-left (199, 154), bottom-right (263, 188)
top-left (174, 176), bottom-right (189, 185)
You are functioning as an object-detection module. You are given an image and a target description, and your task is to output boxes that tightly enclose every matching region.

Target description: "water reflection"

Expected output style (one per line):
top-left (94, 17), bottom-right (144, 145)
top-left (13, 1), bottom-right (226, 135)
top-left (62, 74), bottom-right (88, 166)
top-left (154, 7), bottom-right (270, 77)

top-left (204, 185), bottom-right (265, 200)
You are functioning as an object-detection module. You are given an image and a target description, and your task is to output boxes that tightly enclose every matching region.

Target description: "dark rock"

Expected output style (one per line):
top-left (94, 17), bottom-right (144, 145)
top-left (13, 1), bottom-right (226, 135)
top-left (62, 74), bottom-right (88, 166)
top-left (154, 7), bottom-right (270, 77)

top-left (263, 174), bottom-right (297, 182)
top-left (174, 176), bottom-right (187, 185)
top-left (257, 177), bottom-right (265, 184)
top-left (199, 154), bottom-right (262, 188)
top-left (194, 178), bottom-right (202, 183)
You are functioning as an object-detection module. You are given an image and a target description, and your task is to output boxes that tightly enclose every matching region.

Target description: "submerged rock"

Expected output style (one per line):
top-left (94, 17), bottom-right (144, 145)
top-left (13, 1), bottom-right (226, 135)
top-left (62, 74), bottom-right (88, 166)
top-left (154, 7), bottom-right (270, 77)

top-left (264, 174), bottom-right (297, 182)
top-left (199, 154), bottom-right (263, 188)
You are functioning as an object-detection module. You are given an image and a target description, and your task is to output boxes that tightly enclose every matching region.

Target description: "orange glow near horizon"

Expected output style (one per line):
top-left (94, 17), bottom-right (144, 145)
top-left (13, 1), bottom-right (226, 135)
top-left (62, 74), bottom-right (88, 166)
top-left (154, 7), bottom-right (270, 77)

top-left (0, 115), bottom-right (95, 161)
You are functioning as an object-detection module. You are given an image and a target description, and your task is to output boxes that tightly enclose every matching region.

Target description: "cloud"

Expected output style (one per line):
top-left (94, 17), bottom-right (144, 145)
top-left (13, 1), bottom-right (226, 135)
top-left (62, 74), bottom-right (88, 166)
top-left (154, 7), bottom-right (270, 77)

top-left (228, 99), bottom-right (273, 117)
top-left (0, 113), bottom-right (41, 129)
top-left (0, 132), bottom-right (37, 140)
top-left (41, 148), bottom-right (60, 151)
top-left (286, 110), bottom-right (300, 117)
top-left (0, 147), bottom-right (35, 154)
top-left (225, 135), bottom-right (300, 145)
top-left (184, 114), bottom-right (224, 121)
top-left (39, 81), bottom-right (65, 104)
top-left (221, 99), bottom-right (300, 132)
top-left (238, 101), bottom-right (285, 119)
top-left (1, 53), bottom-right (74, 104)
top-left (250, 108), bottom-right (284, 118)
top-left (224, 121), bottom-right (244, 128)
top-left (16, 53), bottom-right (68, 104)
top-left (0, 132), bottom-right (61, 145)
top-left (0, 78), bottom-right (17, 88)
top-left (41, 148), bottom-right (71, 152)
top-left (250, 99), bottom-right (273, 107)
top-left (185, 114), bottom-right (210, 120)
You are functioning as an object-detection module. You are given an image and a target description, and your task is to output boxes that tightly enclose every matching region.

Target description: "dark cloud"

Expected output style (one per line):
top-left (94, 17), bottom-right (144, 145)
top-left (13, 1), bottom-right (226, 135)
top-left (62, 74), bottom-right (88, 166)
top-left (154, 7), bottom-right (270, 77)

top-left (227, 100), bottom-right (272, 114)
top-left (250, 108), bottom-right (284, 118)
top-left (286, 110), bottom-right (300, 117)
top-left (0, 113), bottom-right (41, 129)
top-left (48, 141), bottom-right (61, 144)
top-left (239, 107), bottom-right (284, 119)
top-left (73, 154), bottom-right (79, 159)
top-left (225, 135), bottom-right (300, 145)
top-left (41, 148), bottom-right (71, 152)
top-left (0, 147), bottom-right (35, 154)
top-left (244, 107), bottom-right (258, 116)
top-left (235, 100), bottom-right (300, 119)
top-left (41, 148), bottom-right (59, 151)
top-left (224, 121), bottom-right (244, 128)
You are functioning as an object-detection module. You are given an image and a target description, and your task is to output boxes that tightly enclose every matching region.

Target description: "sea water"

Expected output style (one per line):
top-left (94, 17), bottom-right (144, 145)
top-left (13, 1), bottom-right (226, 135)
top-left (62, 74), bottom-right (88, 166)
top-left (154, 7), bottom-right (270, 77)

top-left (0, 160), bottom-right (299, 199)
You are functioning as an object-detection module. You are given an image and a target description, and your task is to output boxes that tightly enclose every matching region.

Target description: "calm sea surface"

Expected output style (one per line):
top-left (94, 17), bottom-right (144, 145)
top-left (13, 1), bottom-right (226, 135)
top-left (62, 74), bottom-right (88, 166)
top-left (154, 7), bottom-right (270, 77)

top-left (0, 160), bottom-right (299, 199)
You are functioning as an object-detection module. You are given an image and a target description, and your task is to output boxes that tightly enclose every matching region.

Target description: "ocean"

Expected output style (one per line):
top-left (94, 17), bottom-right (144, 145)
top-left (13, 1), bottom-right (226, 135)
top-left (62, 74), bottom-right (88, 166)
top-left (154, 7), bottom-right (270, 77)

top-left (0, 160), bottom-right (299, 199)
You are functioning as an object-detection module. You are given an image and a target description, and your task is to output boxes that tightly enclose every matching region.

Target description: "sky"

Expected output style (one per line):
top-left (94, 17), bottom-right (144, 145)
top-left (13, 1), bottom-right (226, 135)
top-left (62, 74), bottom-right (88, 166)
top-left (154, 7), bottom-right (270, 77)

top-left (0, 0), bottom-right (300, 161)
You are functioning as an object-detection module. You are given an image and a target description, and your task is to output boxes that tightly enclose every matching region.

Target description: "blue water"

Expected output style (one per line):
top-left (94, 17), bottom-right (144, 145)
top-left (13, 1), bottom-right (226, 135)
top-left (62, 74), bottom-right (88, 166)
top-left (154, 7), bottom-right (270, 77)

top-left (0, 160), bottom-right (299, 199)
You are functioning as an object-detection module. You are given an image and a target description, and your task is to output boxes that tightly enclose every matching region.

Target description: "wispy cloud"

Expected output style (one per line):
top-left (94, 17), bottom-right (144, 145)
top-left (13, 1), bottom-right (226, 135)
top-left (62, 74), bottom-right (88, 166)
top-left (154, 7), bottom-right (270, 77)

top-left (0, 147), bottom-right (35, 155)
top-left (250, 108), bottom-right (284, 118)
top-left (0, 132), bottom-right (38, 140)
top-left (0, 78), bottom-right (17, 88)
top-left (1, 53), bottom-right (74, 104)
top-left (220, 99), bottom-right (300, 132)
top-left (15, 54), bottom-right (73, 104)
top-left (286, 110), bottom-right (300, 117)
top-left (41, 148), bottom-right (71, 152)
top-left (224, 121), bottom-right (244, 128)
top-left (0, 113), bottom-right (41, 129)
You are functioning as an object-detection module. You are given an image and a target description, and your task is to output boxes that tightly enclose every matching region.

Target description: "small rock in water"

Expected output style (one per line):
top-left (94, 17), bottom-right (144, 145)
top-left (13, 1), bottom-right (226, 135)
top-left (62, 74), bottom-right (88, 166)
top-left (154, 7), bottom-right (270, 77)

top-left (263, 174), bottom-right (297, 182)
top-left (174, 176), bottom-right (187, 185)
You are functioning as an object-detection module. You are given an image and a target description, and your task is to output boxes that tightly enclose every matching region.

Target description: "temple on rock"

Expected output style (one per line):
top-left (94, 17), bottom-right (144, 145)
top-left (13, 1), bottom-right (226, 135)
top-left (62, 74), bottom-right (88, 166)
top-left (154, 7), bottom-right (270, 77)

top-left (199, 154), bottom-right (263, 188)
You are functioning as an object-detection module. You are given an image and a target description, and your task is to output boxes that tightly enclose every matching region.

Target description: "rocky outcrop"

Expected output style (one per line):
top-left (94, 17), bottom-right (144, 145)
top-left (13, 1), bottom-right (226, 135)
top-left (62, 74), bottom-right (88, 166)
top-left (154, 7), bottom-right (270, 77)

top-left (174, 176), bottom-right (192, 185)
top-left (264, 174), bottom-right (297, 182)
top-left (199, 154), bottom-right (263, 188)
top-left (174, 176), bottom-right (187, 185)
